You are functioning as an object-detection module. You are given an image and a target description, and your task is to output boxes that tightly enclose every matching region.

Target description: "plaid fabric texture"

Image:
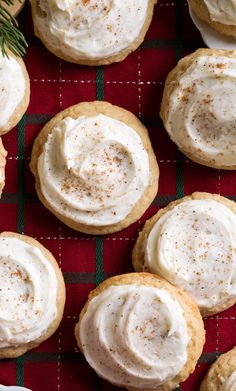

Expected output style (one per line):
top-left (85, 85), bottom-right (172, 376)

top-left (0, 1), bottom-right (236, 390)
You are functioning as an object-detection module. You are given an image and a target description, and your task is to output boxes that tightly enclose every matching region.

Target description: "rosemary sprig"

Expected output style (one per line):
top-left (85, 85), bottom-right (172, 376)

top-left (0, 0), bottom-right (27, 58)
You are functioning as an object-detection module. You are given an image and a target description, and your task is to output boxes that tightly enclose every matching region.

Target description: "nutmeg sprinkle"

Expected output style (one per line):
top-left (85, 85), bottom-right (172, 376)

top-left (79, 284), bottom-right (189, 388)
top-left (37, 114), bottom-right (150, 227)
top-left (34, 0), bottom-right (149, 59)
top-left (166, 54), bottom-right (236, 167)
top-left (0, 237), bottom-right (58, 348)
top-left (145, 198), bottom-right (236, 311)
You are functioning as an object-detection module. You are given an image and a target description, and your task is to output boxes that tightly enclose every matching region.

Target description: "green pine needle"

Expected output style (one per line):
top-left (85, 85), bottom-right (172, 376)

top-left (0, 0), bottom-right (27, 58)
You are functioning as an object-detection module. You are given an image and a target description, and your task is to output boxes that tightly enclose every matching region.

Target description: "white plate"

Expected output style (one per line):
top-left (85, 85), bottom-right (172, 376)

top-left (187, 1), bottom-right (236, 50)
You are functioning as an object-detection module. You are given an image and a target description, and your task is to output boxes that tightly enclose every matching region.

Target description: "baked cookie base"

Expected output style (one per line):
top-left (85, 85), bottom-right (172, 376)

top-left (132, 192), bottom-right (236, 317)
top-left (30, 101), bottom-right (159, 235)
top-left (0, 232), bottom-right (66, 359)
top-left (30, 0), bottom-right (157, 66)
top-left (75, 272), bottom-right (205, 391)
top-left (200, 347), bottom-right (236, 391)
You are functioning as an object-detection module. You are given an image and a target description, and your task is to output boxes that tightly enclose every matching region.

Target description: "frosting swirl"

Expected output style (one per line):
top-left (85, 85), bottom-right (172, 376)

top-left (0, 54), bottom-right (26, 128)
top-left (203, 0), bottom-right (236, 26)
top-left (38, 114), bottom-right (149, 227)
top-left (165, 54), bottom-right (236, 167)
top-left (221, 371), bottom-right (236, 391)
top-left (80, 284), bottom-right (189, 388)
top-left (144, 199), bottom-right (236, 312)
top-left (33, 0), bottom-right (149, 60)
top-left (0, 237), bottom-right (58, 348)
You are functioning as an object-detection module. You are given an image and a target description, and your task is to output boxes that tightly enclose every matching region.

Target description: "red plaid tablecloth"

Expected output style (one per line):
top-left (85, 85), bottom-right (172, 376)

top-left (0, 1), bottom-right (236, 390)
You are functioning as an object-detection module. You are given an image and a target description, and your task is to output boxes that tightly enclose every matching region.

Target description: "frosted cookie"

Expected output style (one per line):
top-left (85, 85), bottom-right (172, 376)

top-left (200, 347), bottom-right (236, 391)
top-left (160, 49), bottom-right (236, 169)
top-left (133, 192), bottom-right (236, 317)
top-left (0, 52), bottom-right (30, 136)
top-left (30, 0), bottom-right (157, 65)
top-left (75, 273), bottom-right (205, 391)
top-left (189, 0), bottom-right (236, 40)
top-left (0, 387), bottom-right (31, 391)
top-left (0, 139), bottom-right (7, 197)
top-left (30, 101), bottom-right (159, 235)
top-left (0, 232), bottom-right (65, 359)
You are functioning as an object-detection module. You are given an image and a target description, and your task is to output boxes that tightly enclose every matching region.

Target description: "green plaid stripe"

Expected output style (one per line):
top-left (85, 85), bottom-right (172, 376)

top-left (141, 39), bottom-right (177, 49)
top-left (16, 116), bottom-right (26, 386)
top-left (3, 192), bottom-right (236, 206)
top-left (94, 66), bottom-right (105, 391)
top-left (141, 39), bottom-right (201, 50)
top-left (17, 350), bottom-right (221, 364)
top-left (95, 66), bottom-right (105, 287)
top-left (96, 67), bottom-right (104, 101)
top-left (17, 115), bottom-right (26, 235)
top-left (64, 272), bottom-right (112, 284)
top-left (16, 9), bottom-right (26, 386)
top-left (95, 238), bottom-right (105, 286)
top-left (175, 3), bottom-right (183, 391)
top-left (0, 193), bottom-right (177, 207)
top-left (25, 114), bottom-right (52, 124)
top-left (23, 114), bottom-right (163, 127)
top-left (175, 2), bottom-right (184, 202)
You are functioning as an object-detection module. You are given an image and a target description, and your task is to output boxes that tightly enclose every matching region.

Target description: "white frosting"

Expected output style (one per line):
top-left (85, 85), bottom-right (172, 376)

top-left (80, 284), bottom-right (189, 388)
top-left (0, 387), bottom-right (31, 391)
top-left (165, 54), bottom-right (236, 167)
top-left (0, 54), bottom-right (25, 128)
top-left (203, 0), bottom-right (236, 26)
top-left (33, 0), bottom-right (149, 60)
top-left (221, 371), bottom-right (236, 391)
top-left (0, 237), bottom-right (58, 348)
top-left (38, 114), bottom-right (149, 227)
top-left (144, 199), bottom-right (236, 311)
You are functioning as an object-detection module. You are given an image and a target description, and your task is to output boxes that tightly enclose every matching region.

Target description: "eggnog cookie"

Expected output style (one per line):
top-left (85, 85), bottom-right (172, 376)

top-left (75, 273), bottom-right (205, 391)
top-left (30, 101), bottom-right (159, 235)
top-left (189, 0), bottom-right (236, 39)
top-left (30, 0), bottom-right (157, 65)
top-left (0, 139), bottom-right (7, 197)
top-left (0, 232), bottom-right (65, 359)
top-left (0, 52), bottom-right (29, 136)
top-left (133, 192), bottom-right (236, 317)
top-left (160, 49), bottom-right (236, 169)
top-left (200, 347), bottom-right (236, 391)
